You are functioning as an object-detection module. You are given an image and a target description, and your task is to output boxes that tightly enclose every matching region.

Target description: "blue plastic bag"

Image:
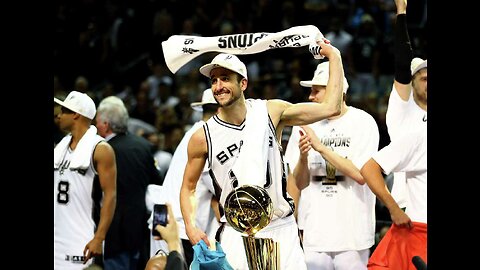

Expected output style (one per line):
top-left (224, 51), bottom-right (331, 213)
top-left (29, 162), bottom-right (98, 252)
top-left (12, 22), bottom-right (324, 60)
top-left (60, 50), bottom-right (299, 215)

top-left (190, 240), bottom-right (234, 270)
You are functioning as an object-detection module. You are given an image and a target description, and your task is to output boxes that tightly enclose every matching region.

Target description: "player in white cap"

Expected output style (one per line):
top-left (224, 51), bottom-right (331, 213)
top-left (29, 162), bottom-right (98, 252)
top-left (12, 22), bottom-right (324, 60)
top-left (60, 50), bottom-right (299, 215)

top-left (180, 39), bottom-right (345, 270)
top-left (54, 91), bottom-right (117, 269)
top-left (386, 0), bottom-right (427, 212)
top-left (360, 1), bottom-right (427, 269)
top-left (284, 61), bottom-right (379, 270)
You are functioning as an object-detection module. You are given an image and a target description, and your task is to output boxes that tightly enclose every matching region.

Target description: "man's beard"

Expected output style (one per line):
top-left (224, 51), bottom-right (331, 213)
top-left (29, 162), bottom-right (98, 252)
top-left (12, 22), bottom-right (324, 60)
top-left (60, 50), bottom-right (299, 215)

top-left (217, 90), bottom-right (241, 107)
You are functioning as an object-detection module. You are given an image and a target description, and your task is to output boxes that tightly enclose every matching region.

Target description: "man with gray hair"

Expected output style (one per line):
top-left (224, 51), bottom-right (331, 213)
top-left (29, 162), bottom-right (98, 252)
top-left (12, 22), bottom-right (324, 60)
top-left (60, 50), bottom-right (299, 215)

top-left (96, 96), bottom-right (162, 270)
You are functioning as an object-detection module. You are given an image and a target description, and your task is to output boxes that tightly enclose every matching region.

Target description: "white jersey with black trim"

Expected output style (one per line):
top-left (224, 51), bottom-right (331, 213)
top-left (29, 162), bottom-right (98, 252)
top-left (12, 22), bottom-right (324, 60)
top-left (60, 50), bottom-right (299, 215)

top-left (54, 138), bottom-right (102, 269)
top-left (203, 99), bottom-right (294, 221)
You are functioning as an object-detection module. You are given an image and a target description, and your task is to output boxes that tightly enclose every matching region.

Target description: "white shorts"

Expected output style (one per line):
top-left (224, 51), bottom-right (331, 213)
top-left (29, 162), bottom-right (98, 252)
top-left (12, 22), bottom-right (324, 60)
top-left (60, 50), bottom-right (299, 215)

top-left (219, 215), bottom-right (307, 270)
top-left (304, 249), bottom-right (370, 270)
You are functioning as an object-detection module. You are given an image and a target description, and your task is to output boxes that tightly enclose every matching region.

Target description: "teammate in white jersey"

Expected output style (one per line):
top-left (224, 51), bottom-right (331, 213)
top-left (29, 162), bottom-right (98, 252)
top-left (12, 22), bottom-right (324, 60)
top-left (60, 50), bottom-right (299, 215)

top-left (386, 0), bottom-right (427, 210)
top-left (54, 91), bottom-right (117, 269)
top-left (362, 2), bottom-right (427, 268)
top-left (361, 125), bottom-right (427, 269)
top-left (159, 89), bottom-right (221, 266)
top-left (284, 61), bottom-right (379, 270)
top-left (180, 39), bottom-right (345, 270)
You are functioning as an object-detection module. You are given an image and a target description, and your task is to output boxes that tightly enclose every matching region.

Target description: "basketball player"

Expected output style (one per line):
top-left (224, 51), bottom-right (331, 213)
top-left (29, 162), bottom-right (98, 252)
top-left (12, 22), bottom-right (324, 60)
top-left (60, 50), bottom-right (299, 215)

top-left (386, 0), bottom-right (427, 211)
top-left (180, 39), bottom-right (345, 270)
top-left (284, 61), bottom-right (379, 270)
top-left (54, 91), bottom-right (117, 269)
top-left (361, 124), bottom-right (427, 269)
top-left (159, 88), bottom-right (221, 266)
top-left (361, 1), bottom-right (427, 268)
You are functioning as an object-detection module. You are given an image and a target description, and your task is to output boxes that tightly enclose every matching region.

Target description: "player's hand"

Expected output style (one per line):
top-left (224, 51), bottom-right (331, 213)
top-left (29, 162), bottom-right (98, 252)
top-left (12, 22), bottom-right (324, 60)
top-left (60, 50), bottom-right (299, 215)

top-left (317, 38), bottom-right (341, 60)
top-left (390, 207), bottom-right (413, 229)
top-left (300, 126), bottom-right (324, 153)
top-left (186, 225), bottom-right (210, 247)
top-left (83, 237), bottom-right (103, 264)
top-left (298, 128), bottom-right (311, 159)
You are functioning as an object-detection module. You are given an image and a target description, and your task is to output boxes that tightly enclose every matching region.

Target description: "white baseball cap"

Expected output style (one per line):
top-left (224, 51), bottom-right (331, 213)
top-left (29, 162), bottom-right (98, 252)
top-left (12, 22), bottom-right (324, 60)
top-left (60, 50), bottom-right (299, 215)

top-left (300, 62), bottom-right (349, 93)
top-left (54, 90), bottom-right (96, 120)
top-left (411, 57), bottom-right (427, 76)
top-left (199, 53), bottom-right (248, 80)
top-left (190, 88), bottom-right (218, 112)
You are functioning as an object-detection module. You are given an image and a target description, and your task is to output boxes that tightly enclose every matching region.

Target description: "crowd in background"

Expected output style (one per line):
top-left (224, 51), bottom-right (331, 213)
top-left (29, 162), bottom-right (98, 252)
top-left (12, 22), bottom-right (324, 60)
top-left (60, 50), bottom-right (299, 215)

top-left (54, 0), bottom-right (427, 262)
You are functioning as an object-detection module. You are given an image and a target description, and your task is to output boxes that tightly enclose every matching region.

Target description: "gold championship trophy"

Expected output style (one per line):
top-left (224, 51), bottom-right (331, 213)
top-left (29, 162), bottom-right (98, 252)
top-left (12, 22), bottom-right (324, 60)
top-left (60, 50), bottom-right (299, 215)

top-left (224, 185), bottom-right (280, 269)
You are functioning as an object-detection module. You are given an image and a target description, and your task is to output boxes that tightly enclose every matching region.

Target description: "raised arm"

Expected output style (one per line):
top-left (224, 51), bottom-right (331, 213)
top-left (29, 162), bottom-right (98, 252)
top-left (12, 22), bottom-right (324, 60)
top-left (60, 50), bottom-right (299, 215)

top-left (393, 0), bottom-right (413, 101)
top-left (271, 40), bottom-right (344, 129)
top-left (180, 128), bottom-right (211, 247)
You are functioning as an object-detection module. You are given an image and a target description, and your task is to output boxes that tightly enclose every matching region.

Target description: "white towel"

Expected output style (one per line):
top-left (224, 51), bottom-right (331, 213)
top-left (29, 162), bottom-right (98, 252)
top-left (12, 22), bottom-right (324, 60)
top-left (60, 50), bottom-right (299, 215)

top-left (53, 125), bottom-right (104, 170)
top-left (162, 25), bottom-right (325, 74)
top-left (231, 99), bottom-right (269, 187)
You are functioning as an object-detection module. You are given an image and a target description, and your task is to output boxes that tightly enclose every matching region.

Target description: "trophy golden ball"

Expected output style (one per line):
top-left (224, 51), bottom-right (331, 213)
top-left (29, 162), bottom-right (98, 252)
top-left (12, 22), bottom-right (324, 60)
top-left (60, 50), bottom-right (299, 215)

top-left (224, 185), bottom-right (273, 236)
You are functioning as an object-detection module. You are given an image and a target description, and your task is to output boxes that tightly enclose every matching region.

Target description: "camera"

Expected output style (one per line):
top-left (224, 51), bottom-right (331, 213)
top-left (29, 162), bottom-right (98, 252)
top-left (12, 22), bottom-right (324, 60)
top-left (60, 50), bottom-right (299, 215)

top-left (152, 204), bottom-right (168, 236)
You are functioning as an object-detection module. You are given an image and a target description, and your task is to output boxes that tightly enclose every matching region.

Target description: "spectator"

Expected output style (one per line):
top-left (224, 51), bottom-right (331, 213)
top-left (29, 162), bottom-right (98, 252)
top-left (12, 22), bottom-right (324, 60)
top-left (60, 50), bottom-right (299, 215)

top-left (96, 96), bottom-right (162, 270)
top-left (146, 203), bottom-right (188, 270)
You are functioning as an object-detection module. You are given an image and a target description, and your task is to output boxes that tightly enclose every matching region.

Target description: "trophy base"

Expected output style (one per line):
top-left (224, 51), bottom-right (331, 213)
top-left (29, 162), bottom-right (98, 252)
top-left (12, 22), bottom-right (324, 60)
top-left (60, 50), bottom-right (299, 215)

top-left (242, 235), bottom-right (280, 270)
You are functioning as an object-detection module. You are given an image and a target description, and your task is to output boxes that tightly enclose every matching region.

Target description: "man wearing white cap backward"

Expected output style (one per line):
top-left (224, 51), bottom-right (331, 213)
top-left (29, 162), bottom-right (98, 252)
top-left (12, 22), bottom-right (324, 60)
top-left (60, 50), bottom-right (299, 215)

top-left (284, 60), bottom-right (380, 269)
top-left (153, 89), bottom-right (221, 267)
top-left (388, 55), bottom-right (426, 141)
top-left (385, 0), bottom-right (427, 221)
top-left (180, 39), bottom-right (345, 270)
top-left (385, 56), bottom-right (426, 217)
top-left (363, 0), bottom-right (428, 269)
top-left (54, 91), bottom-right (117, 269)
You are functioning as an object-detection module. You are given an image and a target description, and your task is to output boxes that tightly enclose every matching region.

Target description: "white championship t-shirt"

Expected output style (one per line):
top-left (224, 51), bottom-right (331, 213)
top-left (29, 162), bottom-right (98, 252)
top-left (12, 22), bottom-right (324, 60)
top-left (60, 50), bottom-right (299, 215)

top-left (284, 106), bottom-right (379, 252)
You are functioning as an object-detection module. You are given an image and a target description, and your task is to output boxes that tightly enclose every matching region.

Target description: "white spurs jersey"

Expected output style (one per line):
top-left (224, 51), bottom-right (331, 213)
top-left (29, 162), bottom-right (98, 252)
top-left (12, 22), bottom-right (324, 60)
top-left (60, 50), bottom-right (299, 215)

top-left (203, 106), bottom-right (294, 221)
top-left (54, 140), bottom-right (102, 269)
